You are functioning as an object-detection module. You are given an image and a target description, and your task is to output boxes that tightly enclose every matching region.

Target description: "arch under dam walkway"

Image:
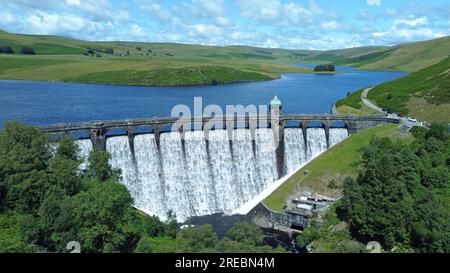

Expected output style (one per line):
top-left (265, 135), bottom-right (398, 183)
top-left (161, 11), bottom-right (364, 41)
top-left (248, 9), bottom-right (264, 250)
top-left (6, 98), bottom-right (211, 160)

top-left (40, 114), bottom-right (398, 180)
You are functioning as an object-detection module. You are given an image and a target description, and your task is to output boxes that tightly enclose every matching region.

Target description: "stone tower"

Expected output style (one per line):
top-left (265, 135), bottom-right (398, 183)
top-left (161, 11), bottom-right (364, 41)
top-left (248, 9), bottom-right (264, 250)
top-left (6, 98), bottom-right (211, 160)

top-left (269, 95), bottom-right (282, 117)
top-left (269, 96), bottom-right (284, 178)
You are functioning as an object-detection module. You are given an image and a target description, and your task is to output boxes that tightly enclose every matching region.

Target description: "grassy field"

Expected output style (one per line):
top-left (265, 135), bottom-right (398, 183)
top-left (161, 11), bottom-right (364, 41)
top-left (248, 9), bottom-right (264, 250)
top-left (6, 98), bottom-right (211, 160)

top-left (263, 124), bottom-right (413, 212)
top-left (0, 30), bottom-right (316, 86)
top-left (334, 104), bottom-right (379, 115)
top-left (368, 56), bottom-right (450, 123)
top-left (334, 88), bottom-right (379, 115)
top-left (334, 56), bottom-right (450, 123)
top-left (356, 36), bottom-right (450, 72)
top-left (304, 36), bottom-right (450, 72)
top-left (335, 89), bottom-right (365, 109)
top-left (1, 29), bottom-right (450, 86)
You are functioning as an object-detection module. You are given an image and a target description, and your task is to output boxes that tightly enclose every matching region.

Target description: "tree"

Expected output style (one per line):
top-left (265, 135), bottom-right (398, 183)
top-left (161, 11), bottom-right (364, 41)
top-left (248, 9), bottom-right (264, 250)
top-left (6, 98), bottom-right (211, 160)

top-left (410, 126), bottom-right (428, 139)
top-left (342, 124), bottom-right (449, 252)
top-left (176, 225), bottom-right (219, 253)
top-left (411, 192), bottom-right (449, 253)
top-left (0, 122), bottom-right (51, 212)
top-left (426, 123), bottom-right (448, 141)
top-left (18, 214), bottom-right (42, 244)
top-left (225, 221), bottom-right (264, 247)
top-left (295, 227), bottom-right (319, 249)
top-left (134, 236), bottom-right (176, 253)
top-left (51, 181), bottom-right (138, 253)
top-left (85, 151), bottom-right (119, 182)
top-left (2, 46), bottom-right (14, 54)
top-left (314, 64), bottom-right (335, 72)
top-left (0, 213), bottom-right (38, 253)
top-left (126, 50), bottom-right (130, 56)
top-left (47, 136), bottom-right (82, 196)
top-left (342, 138), bottom-right (413, 246)
top-left (20, 47), bottom-right (36, 55)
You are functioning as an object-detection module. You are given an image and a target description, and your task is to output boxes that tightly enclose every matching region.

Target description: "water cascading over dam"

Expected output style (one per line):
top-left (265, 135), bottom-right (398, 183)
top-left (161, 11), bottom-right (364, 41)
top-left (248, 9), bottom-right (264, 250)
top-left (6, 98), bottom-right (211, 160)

top-left (76, 127), bottom-right (348, 221)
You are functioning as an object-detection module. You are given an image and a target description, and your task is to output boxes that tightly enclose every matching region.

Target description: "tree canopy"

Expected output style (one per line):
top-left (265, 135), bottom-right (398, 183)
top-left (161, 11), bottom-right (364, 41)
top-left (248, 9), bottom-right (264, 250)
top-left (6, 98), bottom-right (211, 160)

top-left (20, 47), bottom-right (36, 55)
top-left (341, 124), bottom-right (450, 252)
top-left (0, 122), bottom-right (283, 253)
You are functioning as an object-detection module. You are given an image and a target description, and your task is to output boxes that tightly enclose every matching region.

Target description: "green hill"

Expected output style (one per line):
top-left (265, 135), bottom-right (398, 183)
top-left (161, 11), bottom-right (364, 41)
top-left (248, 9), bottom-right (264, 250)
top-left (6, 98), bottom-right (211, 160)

top-left (306, 36), bottom-right (450, 72)
top-left (264, 124), bottom-right (413, 212)
top-left (1, 29), bottom-right (450, 86)
top-left (0, 30), bottom-right (313, 86)
top-left (356, 36), bottom-right (450, 72)
top-left (368, 56), bottom-right (450, 123)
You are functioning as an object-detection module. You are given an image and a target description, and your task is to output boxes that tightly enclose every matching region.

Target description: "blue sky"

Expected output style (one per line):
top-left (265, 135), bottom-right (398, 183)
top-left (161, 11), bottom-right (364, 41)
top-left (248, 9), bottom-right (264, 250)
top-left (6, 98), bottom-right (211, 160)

top-left (0, 0), bottom-right (449, 50)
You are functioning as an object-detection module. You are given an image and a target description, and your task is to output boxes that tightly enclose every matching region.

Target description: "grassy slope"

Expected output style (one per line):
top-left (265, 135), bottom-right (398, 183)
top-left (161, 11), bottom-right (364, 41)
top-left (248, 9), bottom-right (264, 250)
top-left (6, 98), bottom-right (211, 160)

top-left (357, 36), bottom-right (450, 72)
top-left (335, 89), bottom-right (365, 109)
top-left (306, 36), bottom-right (450, 73)
top-left (334, 89), bottom-right (379, 115)
top-left (263, 124), bottom-right (413, 212)
top-left (1, 29), bottom-right (449, 88)
top-left (368, 56), bottom-right (450, 123)
top-left (0, 30), bottom-right (312, 86)
top-left (64, 66), bottom-right (276, 86)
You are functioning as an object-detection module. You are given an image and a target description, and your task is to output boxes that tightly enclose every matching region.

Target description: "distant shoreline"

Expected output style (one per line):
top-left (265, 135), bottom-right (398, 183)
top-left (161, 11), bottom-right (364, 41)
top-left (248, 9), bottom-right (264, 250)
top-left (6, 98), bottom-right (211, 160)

top-left (0, 75), bottom-right (280, 88)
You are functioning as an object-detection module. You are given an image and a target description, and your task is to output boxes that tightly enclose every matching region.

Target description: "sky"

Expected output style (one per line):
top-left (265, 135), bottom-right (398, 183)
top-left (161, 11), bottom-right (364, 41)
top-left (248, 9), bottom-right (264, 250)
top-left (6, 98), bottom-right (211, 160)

top-left (0, 0), bottom-right (449, 50)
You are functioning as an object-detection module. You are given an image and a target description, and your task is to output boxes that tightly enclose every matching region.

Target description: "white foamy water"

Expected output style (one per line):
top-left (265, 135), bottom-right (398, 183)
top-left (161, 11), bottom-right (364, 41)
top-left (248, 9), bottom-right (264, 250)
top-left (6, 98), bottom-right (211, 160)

top-left (329, 128), bottom-right (349, 147)
top-left (306, 128), bottom-right (328, 160)
top-left (284, 128), bottom-right (306, 174)
top-left (76, 139), bottom-right (93, 171)
top-left (78, 127), bottom-right (349, 221)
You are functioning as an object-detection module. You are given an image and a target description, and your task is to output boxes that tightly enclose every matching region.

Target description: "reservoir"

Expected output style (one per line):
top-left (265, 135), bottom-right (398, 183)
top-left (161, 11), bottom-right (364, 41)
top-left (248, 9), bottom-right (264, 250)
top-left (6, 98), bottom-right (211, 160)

top-left (0, 65), bottom-right (407, 128)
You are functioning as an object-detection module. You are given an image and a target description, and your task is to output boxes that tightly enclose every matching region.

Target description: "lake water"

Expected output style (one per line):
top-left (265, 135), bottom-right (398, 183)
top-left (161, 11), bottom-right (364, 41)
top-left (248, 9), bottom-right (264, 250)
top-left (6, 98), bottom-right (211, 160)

top-left (0, 65), bottom-right (407, 128)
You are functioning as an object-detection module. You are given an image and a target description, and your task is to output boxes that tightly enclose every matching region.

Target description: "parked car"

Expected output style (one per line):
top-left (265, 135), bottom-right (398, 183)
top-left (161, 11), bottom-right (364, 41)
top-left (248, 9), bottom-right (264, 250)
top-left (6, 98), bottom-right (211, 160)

top-left (386, 109), bottom-right (393, 114)
top-left (398, 113), bottom-right (405, 118)
top-left (408, 117), bottom-right (417, 122)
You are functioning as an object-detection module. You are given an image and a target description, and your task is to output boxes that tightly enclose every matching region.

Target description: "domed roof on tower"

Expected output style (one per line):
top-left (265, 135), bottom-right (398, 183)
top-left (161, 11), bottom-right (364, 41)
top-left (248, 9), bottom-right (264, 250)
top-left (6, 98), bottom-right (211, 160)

top-left (270, 96), bottom-right (282, 106)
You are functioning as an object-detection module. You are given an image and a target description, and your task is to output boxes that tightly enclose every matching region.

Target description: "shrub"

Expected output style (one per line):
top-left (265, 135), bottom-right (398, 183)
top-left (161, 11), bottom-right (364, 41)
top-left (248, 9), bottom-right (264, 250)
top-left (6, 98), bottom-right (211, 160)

top-left (20, 47), bottom-right (36, 55)
top-left (2, 46), bottom-right (14, 54)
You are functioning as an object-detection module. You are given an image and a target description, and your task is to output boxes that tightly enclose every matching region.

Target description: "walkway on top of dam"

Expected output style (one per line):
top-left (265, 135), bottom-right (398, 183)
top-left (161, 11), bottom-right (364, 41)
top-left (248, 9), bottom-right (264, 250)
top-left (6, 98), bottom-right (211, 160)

top-left (38, 114), bottom-right (400, 133)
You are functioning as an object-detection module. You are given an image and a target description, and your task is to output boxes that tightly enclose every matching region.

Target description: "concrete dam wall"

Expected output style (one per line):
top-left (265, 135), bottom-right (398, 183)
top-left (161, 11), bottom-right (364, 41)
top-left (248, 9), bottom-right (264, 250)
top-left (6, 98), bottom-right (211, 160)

top-left (42, 113), bottom-right (398, 222)
top-left (75, 127), bottom-right (349, 221)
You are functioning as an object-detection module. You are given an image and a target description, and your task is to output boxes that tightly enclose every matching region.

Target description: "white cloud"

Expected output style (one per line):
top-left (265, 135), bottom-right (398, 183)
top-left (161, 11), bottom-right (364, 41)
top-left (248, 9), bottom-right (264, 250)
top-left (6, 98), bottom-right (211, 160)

top-left (187, 24), bottom-right (223, 39)
top-left (394, 17), bottom-right (428, 28)
top-left (371, 16), bottom-right (443, 43)
top-left (65, 0), bottom-right (129, 22)
top-left (263, 39), bottom-right (279, 48)
top-left (216, 17), bottom-right (231, 26)
top-left (26, 12), bottom-right (91, 34)
top-left (358, 10), bottom-right (377, 21)
top-left (0, 0), bottom-right (449, 50)
top-left (130, 24), bottom-right (147, 37)
top-left (367, 0), bottom-right (381, 6)
top-left (235, 0), bottom-right (281, 22)
top-left (135, 0), bottom-right (171, 21)
top-left (66, 0), bottom-right (81, 5)
top-left (321, 21), bottom-right (341, 31)
top-left (193, 0), bottom-right (227, 17)
top-left (282, 2), bottom-right (314, 25)
top-left (229, 31), bottom-right (258, 41)
top-left (384, 8), bottom-right (399, 17)
top-left (0, 13), bottom-right (15, 24)
top-left (174, 0), bottom-right (227, 19)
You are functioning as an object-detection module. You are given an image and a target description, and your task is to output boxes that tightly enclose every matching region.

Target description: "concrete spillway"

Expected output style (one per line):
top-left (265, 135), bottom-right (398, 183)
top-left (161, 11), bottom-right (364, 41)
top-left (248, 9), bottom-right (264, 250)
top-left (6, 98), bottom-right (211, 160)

top-left (76, 128), bottom-right (348, 221)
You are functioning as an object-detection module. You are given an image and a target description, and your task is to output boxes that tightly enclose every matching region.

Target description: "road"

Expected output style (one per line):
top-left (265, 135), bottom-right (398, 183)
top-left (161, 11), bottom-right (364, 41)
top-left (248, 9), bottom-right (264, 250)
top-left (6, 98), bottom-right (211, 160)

top-left (361, 88), bottom-right (426, 128)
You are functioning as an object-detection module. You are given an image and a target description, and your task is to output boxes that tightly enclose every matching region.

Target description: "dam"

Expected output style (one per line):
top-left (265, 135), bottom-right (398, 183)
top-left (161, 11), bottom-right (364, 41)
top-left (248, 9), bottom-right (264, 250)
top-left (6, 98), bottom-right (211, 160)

top-left (41, 101), bottom-right (399, 221)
